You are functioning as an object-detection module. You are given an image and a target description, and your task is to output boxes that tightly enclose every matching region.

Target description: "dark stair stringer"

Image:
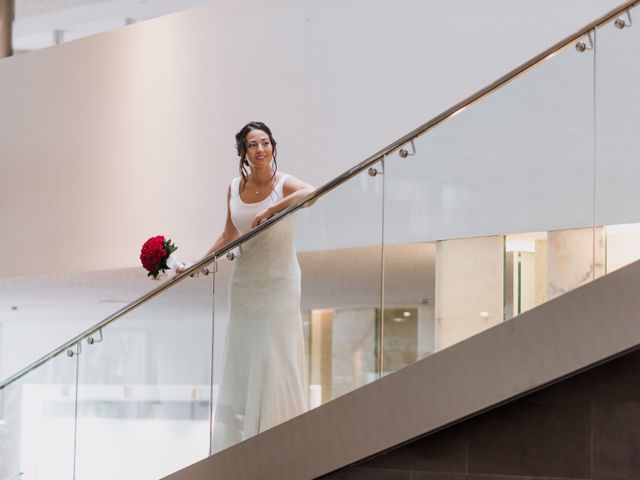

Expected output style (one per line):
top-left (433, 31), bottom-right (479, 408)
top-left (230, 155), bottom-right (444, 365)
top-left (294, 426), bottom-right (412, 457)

top-left (323, 341), bottom-right (640, 479)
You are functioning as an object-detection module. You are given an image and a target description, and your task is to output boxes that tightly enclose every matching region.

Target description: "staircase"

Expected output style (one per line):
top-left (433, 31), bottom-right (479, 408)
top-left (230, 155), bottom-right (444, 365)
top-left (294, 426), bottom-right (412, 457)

top-left (1, 1), bottom-right (640, 478)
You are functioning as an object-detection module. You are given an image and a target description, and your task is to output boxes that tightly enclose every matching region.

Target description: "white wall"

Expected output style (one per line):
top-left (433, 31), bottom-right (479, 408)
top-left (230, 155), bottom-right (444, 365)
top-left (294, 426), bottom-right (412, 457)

top-left (0, 0), bottom-right (624, 277)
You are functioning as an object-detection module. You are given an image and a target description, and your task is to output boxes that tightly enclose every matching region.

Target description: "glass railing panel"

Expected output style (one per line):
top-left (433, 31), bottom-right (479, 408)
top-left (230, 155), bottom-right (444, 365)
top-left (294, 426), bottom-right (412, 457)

top-left (380, 243), bottom-right (435, 369)
top-left (383, 36), bottom-right (597, 365)
top-left (595, 6), bottom-right (640, 271)
top-left (210, 167), bottom-right (383, 453)
top-left (73, 269), bottom-right (215, 480)
top-left (299, 168), bottom-right (384, 402)
top-left (0, 268), bottom-right (158, 383)
top-left (0, 351), bottom-right (77, 479)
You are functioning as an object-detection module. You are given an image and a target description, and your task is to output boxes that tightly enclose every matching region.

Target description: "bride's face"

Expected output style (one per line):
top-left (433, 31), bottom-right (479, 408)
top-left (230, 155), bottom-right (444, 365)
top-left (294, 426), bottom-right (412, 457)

top-left (245, 129), bottom-right (273, 169)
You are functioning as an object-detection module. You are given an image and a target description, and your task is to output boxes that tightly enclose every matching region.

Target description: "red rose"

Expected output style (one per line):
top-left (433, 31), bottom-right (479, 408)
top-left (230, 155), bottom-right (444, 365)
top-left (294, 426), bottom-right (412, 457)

top-left (140, 235), bottom-right (178, 279)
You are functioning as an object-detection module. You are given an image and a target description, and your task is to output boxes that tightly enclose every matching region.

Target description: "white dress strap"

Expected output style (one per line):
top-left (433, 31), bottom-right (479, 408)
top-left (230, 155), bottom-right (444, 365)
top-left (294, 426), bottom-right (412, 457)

top-left (230, 177), bottom-right (241, 199)
top-left (275, 173), bottom-right (290, 198)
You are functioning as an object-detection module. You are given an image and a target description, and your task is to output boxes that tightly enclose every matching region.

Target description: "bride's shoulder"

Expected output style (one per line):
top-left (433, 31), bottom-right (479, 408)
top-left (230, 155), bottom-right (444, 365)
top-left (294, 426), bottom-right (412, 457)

top-left (277, 171), bottom-right (292, 182)
top-left (229, 176), bottom-right (242, 196)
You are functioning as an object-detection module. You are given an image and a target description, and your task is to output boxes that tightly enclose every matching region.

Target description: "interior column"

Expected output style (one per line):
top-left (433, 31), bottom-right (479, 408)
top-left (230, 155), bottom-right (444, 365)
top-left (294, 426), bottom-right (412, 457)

top-left (0, 0), bottom-right (14, 58)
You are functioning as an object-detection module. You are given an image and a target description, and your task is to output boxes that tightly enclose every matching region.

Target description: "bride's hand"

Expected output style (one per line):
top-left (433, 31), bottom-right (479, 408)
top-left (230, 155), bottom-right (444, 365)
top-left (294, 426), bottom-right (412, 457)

top-left (174, 262), bottom-right (188, 274)
top-left (251, 208), bottom-right (273, 229)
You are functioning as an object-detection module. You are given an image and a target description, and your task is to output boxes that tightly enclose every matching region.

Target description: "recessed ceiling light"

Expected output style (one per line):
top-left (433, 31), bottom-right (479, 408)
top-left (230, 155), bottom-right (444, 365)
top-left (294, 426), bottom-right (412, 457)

top-left (403, 311), bottom-right (411, 317)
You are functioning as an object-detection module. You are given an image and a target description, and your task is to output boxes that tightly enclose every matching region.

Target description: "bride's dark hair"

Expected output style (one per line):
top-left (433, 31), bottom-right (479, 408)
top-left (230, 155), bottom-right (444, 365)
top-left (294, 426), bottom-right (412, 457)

top-left (235, 121), bottom-right (278, 193)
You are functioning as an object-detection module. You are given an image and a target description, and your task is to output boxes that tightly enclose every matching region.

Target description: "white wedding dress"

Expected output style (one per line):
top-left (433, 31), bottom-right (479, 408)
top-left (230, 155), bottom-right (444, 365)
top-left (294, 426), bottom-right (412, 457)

top-left (212, 172), bottom-right (307, 452)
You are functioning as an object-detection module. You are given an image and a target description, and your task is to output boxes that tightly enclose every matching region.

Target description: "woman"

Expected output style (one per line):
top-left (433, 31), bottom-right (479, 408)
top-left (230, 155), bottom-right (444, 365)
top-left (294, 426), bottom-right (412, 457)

top-left (193, 121), bottom-right (314, 452)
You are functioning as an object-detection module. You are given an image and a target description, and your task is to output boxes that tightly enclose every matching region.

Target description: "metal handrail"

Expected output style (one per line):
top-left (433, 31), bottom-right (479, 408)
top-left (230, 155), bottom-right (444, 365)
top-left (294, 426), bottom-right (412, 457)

top-left (1, 0), bottom-right (636, 391)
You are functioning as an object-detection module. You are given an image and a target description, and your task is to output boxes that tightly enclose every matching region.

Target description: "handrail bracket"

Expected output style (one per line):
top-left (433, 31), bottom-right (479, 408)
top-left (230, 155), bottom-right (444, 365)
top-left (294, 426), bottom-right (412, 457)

top-left (615, 8), bottom-right (633, 29)
top-left (575, 30), bottom-right (594, 52)
top-left (399, 139), bottom-right (416, 158)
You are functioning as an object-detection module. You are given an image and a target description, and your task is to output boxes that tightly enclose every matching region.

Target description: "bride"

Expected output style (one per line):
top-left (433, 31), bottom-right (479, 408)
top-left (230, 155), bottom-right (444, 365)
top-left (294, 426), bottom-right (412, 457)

top-left (183, 121), bottom-right (315, 452)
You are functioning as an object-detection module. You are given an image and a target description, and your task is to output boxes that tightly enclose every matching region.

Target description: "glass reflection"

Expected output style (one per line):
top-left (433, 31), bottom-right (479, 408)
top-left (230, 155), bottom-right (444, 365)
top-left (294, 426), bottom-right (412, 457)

top-left (300, 220), bottom-right (640, 392)
top-left (0, 352), bottom-right (77, 480)
top-left (74, 273), bottom-right (214, 480)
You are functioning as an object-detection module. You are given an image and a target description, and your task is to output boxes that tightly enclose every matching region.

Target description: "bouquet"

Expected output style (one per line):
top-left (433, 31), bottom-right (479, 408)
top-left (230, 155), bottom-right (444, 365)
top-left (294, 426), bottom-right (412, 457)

top-left (140, 235), bottom-right (180, 279)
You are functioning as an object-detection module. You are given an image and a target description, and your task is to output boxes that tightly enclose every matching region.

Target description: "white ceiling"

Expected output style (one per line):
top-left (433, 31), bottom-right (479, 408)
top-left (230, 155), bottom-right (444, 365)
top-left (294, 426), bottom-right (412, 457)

top-left (13, 0), bottom-right (216, 52)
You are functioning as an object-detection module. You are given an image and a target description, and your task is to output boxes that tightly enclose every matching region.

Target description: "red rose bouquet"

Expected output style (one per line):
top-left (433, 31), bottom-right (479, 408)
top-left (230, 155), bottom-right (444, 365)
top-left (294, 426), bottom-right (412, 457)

top-left (140, 235), bottom-right (179, 279)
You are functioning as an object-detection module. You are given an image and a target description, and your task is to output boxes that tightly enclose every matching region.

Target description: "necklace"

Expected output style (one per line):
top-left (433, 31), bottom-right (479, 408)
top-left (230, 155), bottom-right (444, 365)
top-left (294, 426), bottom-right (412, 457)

top-left (253, 177), bottom-right (274, 195)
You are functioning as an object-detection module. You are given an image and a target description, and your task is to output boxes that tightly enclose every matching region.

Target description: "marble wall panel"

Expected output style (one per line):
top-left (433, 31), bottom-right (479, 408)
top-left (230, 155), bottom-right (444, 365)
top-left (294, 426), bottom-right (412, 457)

top-left (435, 236), bottom-right (504, 351)
top-left (417, 302), bottom-right (435, 360)
top-left (547, 227), bottom-right (604, 300)
top-left (534, 238), bottom-right (548, 306)
top-left (310, 309), bottom-right (335, 405)
top-left (331, 308), bottom-right (378, 399)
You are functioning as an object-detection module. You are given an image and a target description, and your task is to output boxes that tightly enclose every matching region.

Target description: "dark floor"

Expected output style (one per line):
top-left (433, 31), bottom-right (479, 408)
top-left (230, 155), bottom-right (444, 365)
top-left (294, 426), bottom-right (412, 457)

top-left (320, 347), bottom-right (640, 480)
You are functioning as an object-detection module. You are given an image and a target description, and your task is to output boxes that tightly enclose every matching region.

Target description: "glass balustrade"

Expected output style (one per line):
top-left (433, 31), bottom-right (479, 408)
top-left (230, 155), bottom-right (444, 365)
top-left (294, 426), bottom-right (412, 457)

top-left (0, 269), bottom-right (160, 383)
top-left (382, 30), bottom-right (598, 364)
top-left (595, 5), bottom-right (640, 273)
top-left (297, 167), bottom-right (384, 404)
top-left (0, 350), bottom-right (77, 479)
top-left (73, 269), bottom-right (215, 480)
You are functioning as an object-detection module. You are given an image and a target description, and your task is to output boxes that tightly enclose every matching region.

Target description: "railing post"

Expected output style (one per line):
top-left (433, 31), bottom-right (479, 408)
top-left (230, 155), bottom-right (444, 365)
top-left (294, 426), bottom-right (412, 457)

top-left (0, 0), bottom-right (14, 58)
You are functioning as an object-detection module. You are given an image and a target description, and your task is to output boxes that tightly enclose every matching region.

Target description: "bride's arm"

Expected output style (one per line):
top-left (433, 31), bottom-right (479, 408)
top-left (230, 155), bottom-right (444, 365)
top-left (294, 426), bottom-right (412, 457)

top-left (176, 186), bottom-right (239, 273)
top-left (250, 176), bottom-right (315, 228)
top-left (204, 185), bottom-right (240, 256)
